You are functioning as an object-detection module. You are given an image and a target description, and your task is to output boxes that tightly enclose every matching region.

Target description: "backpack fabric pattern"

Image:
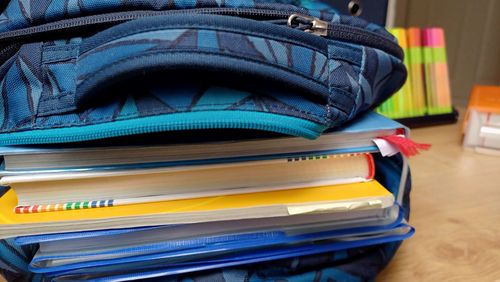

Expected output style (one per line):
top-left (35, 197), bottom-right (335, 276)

top-left (0, 0), bottom-right (335, 33)
top-left (0, 13), bottom-right (405, 144)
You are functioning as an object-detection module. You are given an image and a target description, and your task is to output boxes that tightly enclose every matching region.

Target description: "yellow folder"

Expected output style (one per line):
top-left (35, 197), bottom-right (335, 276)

top-left (0, 180), bottom-right (392, 225)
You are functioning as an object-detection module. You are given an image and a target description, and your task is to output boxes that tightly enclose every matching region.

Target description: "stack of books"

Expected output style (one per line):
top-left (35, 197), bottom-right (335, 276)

top-left (377, 27), bottom-right (457, 126)
top-left (0, 112), bottom-right (417, 281)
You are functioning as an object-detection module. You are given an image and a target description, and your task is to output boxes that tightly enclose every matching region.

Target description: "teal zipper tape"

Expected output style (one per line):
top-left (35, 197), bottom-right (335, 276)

top-left (0, 111), bottom-right (327, 145)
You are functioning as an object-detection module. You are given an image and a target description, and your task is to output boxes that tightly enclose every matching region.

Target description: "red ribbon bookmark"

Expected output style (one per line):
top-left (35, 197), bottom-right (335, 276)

top-left (377, 135), bottom-right (431, 157)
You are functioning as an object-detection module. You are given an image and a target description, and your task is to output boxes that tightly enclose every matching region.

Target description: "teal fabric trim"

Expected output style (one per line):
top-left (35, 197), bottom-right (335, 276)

top-left (0, 111), bottom-right (327, 145)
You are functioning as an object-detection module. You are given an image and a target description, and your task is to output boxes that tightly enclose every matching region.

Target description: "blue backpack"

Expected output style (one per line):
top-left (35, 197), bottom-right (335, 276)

top-left (0, 1), bottom-right (409, 281)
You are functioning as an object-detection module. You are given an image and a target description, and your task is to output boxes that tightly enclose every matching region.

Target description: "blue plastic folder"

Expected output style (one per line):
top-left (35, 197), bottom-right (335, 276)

top-left (44, 224), bottom-right (413, 281)
top-left (26, 209), bottom-right (403, 272)
top-left (14, 226), bottom-right (162, 246)
top-left (33, 220), bottom-right (410, 277)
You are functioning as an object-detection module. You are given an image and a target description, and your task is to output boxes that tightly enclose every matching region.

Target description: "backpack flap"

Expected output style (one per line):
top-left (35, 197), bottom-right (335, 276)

top-left (0, 6), bottom-right (406, 145)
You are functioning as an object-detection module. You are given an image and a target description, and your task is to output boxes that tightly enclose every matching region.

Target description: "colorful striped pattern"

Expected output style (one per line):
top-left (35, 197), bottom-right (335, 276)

top-left (286, 153), bottom-right (365, 162)
top-left (376, 27), bottom-right (453, 118)
top-left (15, 200), bottom-right (114, 214)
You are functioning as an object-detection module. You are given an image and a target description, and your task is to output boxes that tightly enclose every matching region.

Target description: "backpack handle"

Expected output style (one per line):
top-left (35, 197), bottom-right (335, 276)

top-left (74, 14), bottom-right (331, 110)
top-left (36, 14), bottom-right (331, 117)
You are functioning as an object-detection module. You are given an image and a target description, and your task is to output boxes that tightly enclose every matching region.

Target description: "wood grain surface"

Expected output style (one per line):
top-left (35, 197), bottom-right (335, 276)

top-left (379, 119), bottom-right (500, 281)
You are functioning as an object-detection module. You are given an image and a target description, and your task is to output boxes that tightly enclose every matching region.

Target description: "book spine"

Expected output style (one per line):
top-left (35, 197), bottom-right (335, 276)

top-left (378, 28), bottom-right (418, 118)
top-left (407, 27), bottom-right (427, 116)
top-left (422, 28), bottom-right (453, 115)
top-left (422, 28), bottom-right (436, 114)
top-left (398, 28), bottom-right (414, 118)
top-left (431, 28), bottom-right (453, 114)
top-left (378, 28), bottom-right (400, 118)
top-left (365, 153), bottom-right (375, 180)
top-left (389, 28), bottom-right (406, 118)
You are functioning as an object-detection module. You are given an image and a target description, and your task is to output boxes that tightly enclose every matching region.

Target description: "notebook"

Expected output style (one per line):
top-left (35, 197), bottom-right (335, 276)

top-left (3, 153), bottom-right (375, 212)
top-left (0, 180), bottom-right (395, 238)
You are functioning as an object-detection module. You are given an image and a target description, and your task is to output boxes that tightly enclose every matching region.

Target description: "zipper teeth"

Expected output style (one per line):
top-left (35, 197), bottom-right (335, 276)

top-left (0, 8), bottom-right (292, 42)
top-left (0, 8), bottom-right (401, 58)
top-left (0, 43), bottom-right (20, 65)
top-left (2, 119), bottom-right (318, 145)
top-left (328, 25), bottom-right (403, 59)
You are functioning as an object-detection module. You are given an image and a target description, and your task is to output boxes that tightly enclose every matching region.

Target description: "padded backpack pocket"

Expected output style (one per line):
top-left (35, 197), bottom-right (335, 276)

top-left (0, 13), bottom-right (406, 145)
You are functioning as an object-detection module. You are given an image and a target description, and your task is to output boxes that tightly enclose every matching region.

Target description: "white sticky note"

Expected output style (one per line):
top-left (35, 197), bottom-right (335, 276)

top-left (287, 200), bottom-right (383, 215)
top-left (372, 138), bottom-right (400, 157)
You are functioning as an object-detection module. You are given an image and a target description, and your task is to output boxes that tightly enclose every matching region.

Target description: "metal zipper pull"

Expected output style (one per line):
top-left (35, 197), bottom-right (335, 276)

top-left (287, 14), bottom-right (329, 36)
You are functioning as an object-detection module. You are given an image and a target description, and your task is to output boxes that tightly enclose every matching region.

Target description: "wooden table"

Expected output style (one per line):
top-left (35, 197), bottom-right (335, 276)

top-left (379, 120), bottom-right (500, 281)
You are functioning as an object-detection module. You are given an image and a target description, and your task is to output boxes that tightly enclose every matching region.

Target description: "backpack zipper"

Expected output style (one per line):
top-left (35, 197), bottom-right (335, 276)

top-left (0, 111), bottom-right (326, 145)
top-left (0, 8), bottom-right (296, 43)
top-left (287, 14), bottom-right (329, 36)
top-left (0, 8), bottom-right (402, 59)
top-left (287, 14), bottom-right (402, 59)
